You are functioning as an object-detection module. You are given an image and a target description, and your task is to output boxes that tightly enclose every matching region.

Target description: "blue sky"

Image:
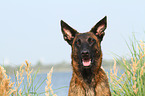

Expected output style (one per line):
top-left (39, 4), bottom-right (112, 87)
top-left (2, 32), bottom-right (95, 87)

top-left (0, 0), bottom-right (145, 65)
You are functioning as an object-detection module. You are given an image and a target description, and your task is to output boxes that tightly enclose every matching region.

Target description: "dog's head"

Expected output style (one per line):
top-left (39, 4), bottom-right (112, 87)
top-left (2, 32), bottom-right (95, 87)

top-left (60, 16), bottom-right (107, 71)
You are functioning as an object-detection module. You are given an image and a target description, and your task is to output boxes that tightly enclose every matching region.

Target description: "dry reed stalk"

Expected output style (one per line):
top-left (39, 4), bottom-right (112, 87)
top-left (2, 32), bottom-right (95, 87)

top-left (110, 39), bottom-right (145, 95)
top-left (14, 63), bottom-right (24, 96)
top-left (25, 60), bottom-right (33, 87)
top-left (45, 67), bottom-right (57, 96)
top-left (131, 57), bottom-right (137, 81)
top-left (19, 88), bottom-right (22, 96)
top-left (0, 60), bottom-right (57, 96)
top-left (113, 58), bottom-right (118, 77)
top-left (132, 81), bottom-right (138, 94)
top-left (0, 66), bottom-right (15, 96)
top-left (110, 58), bottom-right (118, 84)
top-left (140, 63), bottom-right (145, 77)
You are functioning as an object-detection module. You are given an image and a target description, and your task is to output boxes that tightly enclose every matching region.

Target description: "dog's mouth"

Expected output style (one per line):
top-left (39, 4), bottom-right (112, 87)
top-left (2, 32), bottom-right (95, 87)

top-left (82, 58), bottom-right (92, 67)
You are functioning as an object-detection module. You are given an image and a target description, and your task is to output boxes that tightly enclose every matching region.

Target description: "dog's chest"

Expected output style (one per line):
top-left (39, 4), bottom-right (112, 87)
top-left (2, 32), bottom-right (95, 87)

top-left (83, 79), bottom-right (96, 96)
top-left (84, 84), bottom-right (96, 96)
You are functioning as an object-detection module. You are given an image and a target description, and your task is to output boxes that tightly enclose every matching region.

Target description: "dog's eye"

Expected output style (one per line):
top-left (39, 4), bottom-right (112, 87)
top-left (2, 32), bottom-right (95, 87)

top-left (75, 39), bottom-right (81, 46)
top-left (88, 37), bottom-right (95, 45)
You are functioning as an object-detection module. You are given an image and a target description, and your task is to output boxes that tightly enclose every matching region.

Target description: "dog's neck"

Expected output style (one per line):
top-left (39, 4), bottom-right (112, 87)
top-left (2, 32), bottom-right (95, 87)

top-left (80, 68), bottom-right (94, 84)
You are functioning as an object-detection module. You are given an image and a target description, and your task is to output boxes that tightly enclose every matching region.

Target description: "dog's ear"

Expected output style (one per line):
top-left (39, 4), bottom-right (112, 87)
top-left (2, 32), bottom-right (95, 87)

top-left (60, 20), bottom-right (78, 45)
top-left (90, 16), bottom-right (107, 41)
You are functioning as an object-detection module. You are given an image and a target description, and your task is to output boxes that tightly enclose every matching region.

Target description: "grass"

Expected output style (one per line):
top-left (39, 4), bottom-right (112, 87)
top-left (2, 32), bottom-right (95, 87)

top-left (0, 60), bottom-right (57, 96)
top-left (109, 37), bottom-right (145, 96)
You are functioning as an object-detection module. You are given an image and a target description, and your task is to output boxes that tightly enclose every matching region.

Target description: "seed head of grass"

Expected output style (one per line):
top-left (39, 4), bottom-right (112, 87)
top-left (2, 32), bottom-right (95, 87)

top-left (109, 39), bottom-right (145, 95)
top-left (0, 66), bottom-right (15, 96)
top-left (24, 60), bottom-right (33, 87)
top-left (14, 63), bottom-right (25, 96)
top-left (45, 67), bottom-right (57, 96)
top-left (0, 60), bottom-right (57, 96)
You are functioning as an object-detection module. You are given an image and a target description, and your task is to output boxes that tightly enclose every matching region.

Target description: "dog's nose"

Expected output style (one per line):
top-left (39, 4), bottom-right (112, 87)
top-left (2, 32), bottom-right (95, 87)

top-left (81, 49), bottom-right (89, 57)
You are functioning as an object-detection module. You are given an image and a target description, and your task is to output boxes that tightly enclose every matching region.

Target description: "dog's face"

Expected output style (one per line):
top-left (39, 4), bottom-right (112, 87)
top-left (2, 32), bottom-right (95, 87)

top-left (60, 16), bottom-right (107, 71)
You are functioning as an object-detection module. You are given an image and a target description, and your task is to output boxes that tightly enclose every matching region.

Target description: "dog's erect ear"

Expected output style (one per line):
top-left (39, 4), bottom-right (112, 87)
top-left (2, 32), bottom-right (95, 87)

top-left (90, 16), bottom-right (107, 41)
top-left (60, 20), bottom-right (78, 45)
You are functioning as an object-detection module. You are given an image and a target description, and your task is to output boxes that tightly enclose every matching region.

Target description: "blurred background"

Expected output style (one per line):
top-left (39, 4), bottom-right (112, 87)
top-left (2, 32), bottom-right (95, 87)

top-left (0, 0), bottom-right (145, 95)
top-left (0, 0), bottom-right (145, 66)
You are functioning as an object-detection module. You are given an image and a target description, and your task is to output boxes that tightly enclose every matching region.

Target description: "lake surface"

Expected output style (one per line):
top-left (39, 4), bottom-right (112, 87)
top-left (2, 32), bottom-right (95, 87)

top-left (11, 72), bottom-right (72, 96)
top-left (11, 69), bottom-right (114, 96)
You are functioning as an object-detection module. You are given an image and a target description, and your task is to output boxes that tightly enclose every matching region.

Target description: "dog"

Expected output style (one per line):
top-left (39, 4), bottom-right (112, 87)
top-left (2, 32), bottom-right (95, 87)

top-left (60, 16), bottom-right (111, 96)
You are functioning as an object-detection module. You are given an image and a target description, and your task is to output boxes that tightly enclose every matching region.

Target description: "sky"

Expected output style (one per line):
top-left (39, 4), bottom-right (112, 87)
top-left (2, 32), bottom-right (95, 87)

top-left (0, 0), bottom-right (145, 65)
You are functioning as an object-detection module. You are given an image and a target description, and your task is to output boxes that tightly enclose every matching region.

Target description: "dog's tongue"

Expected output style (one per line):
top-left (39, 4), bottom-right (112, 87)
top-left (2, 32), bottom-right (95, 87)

top-left (82, 59), bottom-right (91, 66)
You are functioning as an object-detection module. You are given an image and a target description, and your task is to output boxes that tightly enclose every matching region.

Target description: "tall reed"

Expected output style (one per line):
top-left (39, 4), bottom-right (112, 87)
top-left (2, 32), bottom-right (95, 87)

top-left (109, 38), bottom-right (145, 96)
top-left (0, 60), bottom-right (56, 96)
top-left (45, 67), bottom-right (57, 96)
top-left (0, 65), bottom-right (15, 96)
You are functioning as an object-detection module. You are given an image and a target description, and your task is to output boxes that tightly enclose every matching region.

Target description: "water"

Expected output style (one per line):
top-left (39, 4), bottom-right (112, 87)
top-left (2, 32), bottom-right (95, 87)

top-left (51, 72), bottom-right (72, 96)
top-left (11, 69), bottom-right (119, 96)
top-left (11, 72), bottom-right (72, 96)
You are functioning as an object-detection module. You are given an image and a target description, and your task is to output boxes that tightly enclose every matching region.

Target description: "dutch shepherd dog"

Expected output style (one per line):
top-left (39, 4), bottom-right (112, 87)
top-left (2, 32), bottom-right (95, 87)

top-left (60, 16), bottom-right (111, 96)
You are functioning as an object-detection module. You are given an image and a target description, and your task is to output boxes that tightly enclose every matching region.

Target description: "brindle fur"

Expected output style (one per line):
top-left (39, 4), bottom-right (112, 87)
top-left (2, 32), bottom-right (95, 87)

top-left (60, 16), bottom-right (111, 96)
